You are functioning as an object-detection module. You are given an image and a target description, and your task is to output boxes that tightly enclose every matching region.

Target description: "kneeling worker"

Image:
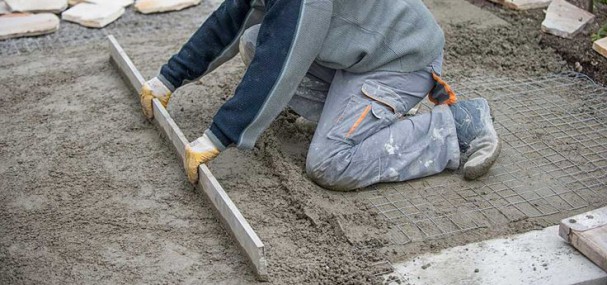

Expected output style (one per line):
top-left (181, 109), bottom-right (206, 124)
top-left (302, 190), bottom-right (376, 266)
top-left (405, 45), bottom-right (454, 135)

top-left (139, 0), bottom-right (501, 191)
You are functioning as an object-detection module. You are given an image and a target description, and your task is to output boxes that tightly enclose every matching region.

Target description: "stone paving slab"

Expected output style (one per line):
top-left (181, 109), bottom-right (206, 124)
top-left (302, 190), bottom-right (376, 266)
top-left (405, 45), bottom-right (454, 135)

top-left (85, 0), bottom-right (133, 7)
top-left (0, 13), bottom-right (59, 40)
top-left (62, 2), bottom-right (124, 28)
top-left (0, 1), bottom-right (10, 14)
top-left (489, 0), bottom-right (552, 10)
top-left (503, 0), bottom-right (552, 10)
top-left (67, 0), bottom-right (133, 6)
top-left (134, 0), bottom-right (201, 14)
top-left (5, 0), bottom-right (67, 13)
top-left (541, 0), bottom-right (595, 39)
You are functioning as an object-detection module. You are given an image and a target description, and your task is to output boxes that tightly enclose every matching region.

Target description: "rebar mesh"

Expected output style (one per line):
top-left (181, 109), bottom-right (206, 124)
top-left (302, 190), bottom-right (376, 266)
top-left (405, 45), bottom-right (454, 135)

top-left (365, 73), bottom-right (607, 244)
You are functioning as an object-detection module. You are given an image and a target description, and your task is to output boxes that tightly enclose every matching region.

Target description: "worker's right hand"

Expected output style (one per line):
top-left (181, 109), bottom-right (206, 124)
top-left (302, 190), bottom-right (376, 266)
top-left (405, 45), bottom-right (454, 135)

top-left (139, 77), bottom-right (172, 120)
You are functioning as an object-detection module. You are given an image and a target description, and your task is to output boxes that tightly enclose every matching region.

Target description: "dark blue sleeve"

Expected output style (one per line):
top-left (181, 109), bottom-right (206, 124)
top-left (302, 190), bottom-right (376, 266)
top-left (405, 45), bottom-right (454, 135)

top-left (158, 0), bottom-right (261, 91)
top-left (209, 0), bottom-right (333, 149)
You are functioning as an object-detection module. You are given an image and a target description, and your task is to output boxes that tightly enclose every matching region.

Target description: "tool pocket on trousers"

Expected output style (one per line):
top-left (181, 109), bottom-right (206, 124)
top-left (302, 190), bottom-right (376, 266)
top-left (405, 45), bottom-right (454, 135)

top-left (327, 81), bottom-right (404, 145)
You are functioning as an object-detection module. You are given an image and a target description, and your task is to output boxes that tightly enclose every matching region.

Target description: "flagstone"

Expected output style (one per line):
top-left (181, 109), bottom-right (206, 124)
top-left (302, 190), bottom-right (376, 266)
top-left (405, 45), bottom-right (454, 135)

top-left (0, 1), bottom-right (11, 14)
top-left (134, 0), bottom-right (201, 14)
top-left (0, 13), bottom-right (59, 40)
top-left (503, 0), bottom-right (551, 10)
top-left (541, 0), bottom-right (595, 39)
top-left (5, 0), bottom-right (67, 13)
top-left (85, 0), bottom-right (133, 7)
top-left (62, 2), bottom-right (124, 28)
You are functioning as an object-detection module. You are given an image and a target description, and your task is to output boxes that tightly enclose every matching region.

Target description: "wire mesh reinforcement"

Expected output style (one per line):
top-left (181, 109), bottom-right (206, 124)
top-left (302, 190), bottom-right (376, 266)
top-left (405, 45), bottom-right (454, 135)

top-left (363, 73), bottom-right (607, 244)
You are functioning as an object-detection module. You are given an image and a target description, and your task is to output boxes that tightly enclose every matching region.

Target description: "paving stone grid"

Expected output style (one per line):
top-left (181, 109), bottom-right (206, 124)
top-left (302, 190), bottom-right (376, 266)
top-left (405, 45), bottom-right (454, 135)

top-left (362, 72), bottom-right (607, 244)
top-left (0, 5), bottom-right (210, 56)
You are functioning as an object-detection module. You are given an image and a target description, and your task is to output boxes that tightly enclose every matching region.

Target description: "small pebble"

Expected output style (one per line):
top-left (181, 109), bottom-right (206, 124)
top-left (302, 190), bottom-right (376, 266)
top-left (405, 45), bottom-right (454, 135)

top-left (474, 268), bottom-right (479, 273)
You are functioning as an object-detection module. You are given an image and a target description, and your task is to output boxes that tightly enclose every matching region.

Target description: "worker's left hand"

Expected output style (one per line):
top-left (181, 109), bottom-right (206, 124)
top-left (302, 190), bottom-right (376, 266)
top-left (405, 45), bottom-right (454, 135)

top-left (139, 77), bottom-right (172, 120)
top-left (185, 134), bottom-right (221, 184)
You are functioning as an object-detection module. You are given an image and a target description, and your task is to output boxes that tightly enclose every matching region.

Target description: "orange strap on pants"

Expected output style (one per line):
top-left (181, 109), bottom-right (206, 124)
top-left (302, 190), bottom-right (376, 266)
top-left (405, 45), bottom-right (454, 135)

top-left (429, 72), bottom-right (457, 106)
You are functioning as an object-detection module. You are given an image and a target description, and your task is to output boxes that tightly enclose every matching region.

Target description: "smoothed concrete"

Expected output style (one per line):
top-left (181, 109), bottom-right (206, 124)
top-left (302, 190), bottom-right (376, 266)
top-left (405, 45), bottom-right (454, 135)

top-left (385, 226), bottom-right (607, 285)
top-left (423, 0), bottom-right (509, 28)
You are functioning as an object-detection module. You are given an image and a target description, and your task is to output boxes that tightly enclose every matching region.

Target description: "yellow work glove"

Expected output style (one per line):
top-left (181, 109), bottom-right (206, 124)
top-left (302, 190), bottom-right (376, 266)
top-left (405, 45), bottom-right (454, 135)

top-left (185, 134), bottom-right (221, 184)
top-left (139, 77), bottom-right (172, 119)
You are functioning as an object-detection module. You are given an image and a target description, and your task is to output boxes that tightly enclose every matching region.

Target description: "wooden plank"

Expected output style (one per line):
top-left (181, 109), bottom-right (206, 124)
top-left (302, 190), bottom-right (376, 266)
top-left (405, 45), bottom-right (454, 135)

top-left (108, 35), bottom-right (144, 93)
top-left (152, 99), bottom-right (188, 159)
top-left (572, 226), bottom-right (607, 272)
top-left (560, 206), bottom-right (607, 272)
top-left (593, 37), bottom-right (607, 60)
top-left (107, 35), bottom-right (268, 281)
top-left (198, 165), bottom-right (267, 278)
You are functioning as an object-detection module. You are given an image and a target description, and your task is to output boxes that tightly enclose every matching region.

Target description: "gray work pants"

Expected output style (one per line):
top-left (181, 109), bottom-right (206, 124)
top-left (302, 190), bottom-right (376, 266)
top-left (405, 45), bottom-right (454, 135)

top-left (240, 25), bottom-right (460, 191)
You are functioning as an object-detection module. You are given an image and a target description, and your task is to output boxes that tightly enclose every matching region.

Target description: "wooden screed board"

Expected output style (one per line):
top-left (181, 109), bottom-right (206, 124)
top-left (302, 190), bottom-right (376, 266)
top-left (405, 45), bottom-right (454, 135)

top-left (560, 206), bottom-right (607, 273)
top-left (107, 35), bottom-right (268, 281)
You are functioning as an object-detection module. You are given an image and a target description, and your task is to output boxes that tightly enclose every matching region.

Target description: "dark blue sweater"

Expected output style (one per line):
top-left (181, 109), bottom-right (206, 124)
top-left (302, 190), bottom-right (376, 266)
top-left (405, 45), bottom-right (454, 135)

top-left (159, 0), bottom-right (444, 150)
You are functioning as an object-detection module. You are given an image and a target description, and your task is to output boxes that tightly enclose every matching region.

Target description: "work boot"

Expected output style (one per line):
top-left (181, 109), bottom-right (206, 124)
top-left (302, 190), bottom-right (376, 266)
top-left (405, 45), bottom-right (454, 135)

top-left (450, 98), bottom-right (501, 179)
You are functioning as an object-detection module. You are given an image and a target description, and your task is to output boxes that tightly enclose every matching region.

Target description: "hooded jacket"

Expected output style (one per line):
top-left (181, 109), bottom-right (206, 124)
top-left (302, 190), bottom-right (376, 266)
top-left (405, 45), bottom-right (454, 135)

top-left (158, 0), bottom-right (444, 150)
